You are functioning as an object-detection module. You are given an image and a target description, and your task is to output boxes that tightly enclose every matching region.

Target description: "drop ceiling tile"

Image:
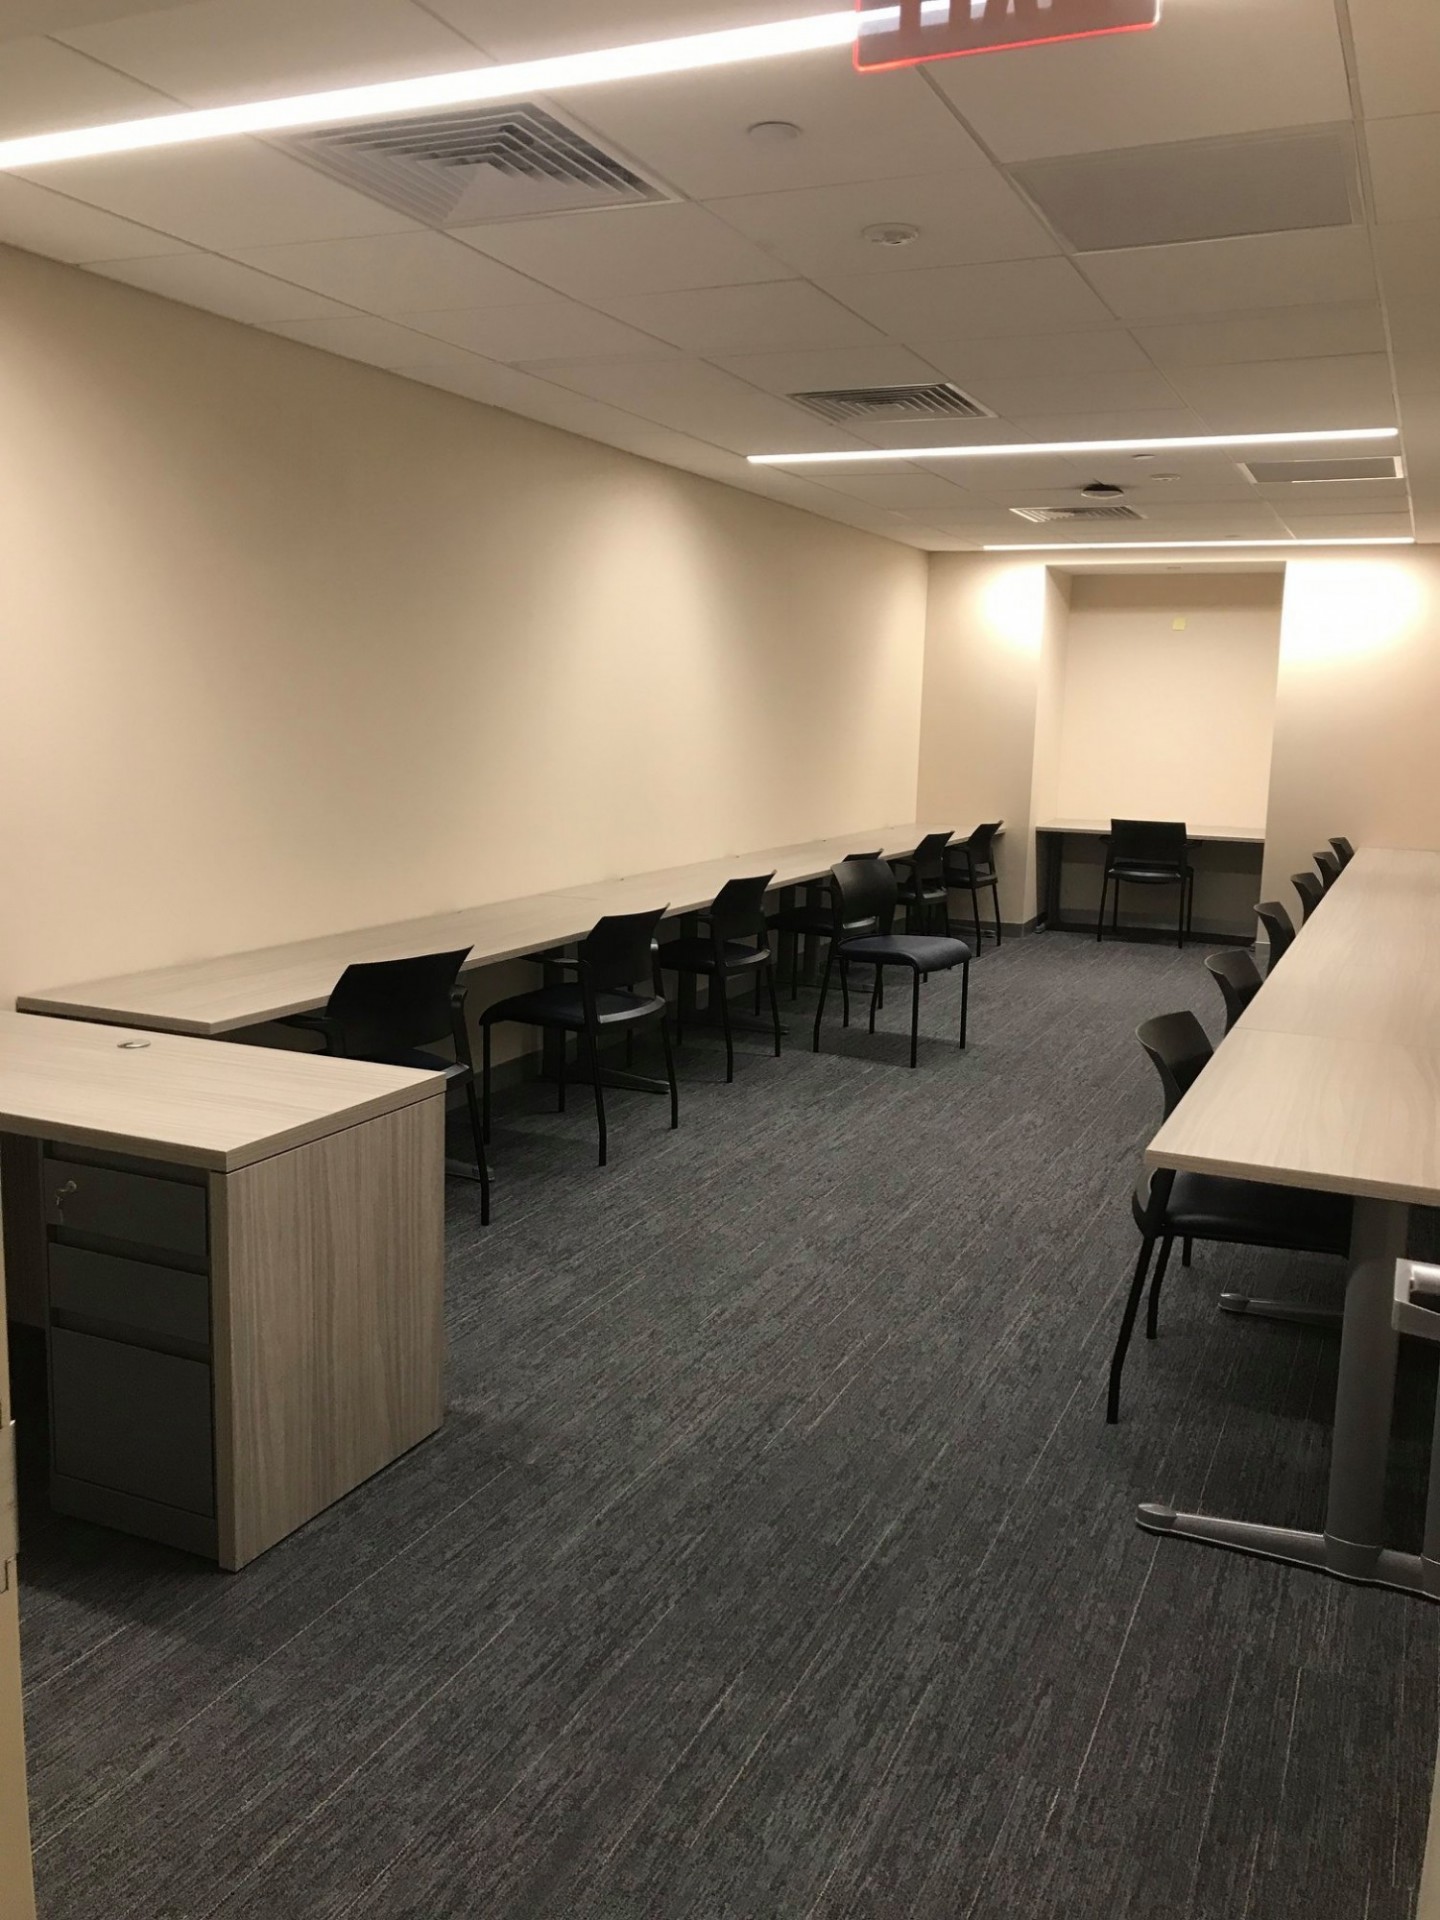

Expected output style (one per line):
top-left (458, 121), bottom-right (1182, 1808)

top-left (705, 167), bottom-right (1058, 281)
top-left (268, 313), bottom-right (444, 369)
top-left (1275, 510), bottom-right (1412, 536)
top-left (1259, 478), bottom-right (1409, 510)
top-left (570, 53), bottom-right (985, 199)
top-left (839, 415), bottom-right (1038, 451)
top-left (1161, 355), bottom-right (1398, 432)
top-left (1001, 408), bottom-right (1209, 442)
top-left (715, 345), bottom-right (943, 396)
top-left (1351, 0), bottom-right (1440, 119)
top-left (529, 356), bottom-right (860, 457)
top-left (90, 250), bottom-right (356, 324)
top-left (451, 201), bottom-right (787, 299)
top-left (913, 330), bottom-right (1153, 379)
top-left (1372, 219), bottom-right (1440, 307)
top-left (1131, 304), bottom-right (1389, 368)
top-left (965, 369), bottom-right (1184, 420)
top-left (818, 258), bottom-right (1115, 343)
top-left (14, 145), bottom-right (420, 250)
top-left (422, 0), bottom-right (845, 61)
top-left (58, 0), bottom-right (481, 105)
top-left (592, 280), bottom-right (885, 355)
top-left (409, 298), bottom-right (667, 364)
top-left (1394, 352), bottom-right (1440, 398)
top-left (1077, 228), bottom-right (1377, 320)
top-left (0, 34), bottom-right (170, 138)
top-left (230, 231), bottom-right (545, 316)
top-left (0, 173), bottom-right (187, 262)
top-left (805, 472), bottom-right (981, 511)
top-left (1366, 114), bottom-right (1440, 225)
top-left (4, 2), bottom-right (195, 37)
top-left (928, 0), bottom-right (1351, 162)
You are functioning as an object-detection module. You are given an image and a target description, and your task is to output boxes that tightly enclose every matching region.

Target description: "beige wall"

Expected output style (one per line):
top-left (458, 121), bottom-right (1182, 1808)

top-left (1263, 548), bottom-right (1440, 904)
top-left (1054, 572), bottom-right (1282, 828)
top-left (0, 245), bottom-right (928, 1012)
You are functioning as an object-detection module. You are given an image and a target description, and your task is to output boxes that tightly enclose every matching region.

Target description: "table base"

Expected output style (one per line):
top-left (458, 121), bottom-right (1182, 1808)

top-left (1137, 1503), bottom-right (1440, 1602)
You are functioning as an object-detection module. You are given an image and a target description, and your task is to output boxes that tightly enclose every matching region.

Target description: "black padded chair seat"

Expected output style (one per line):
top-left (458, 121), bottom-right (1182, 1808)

top-left (483, 985), bottom-right (666, 1032)
top-left (896, 882), bottom-right (948, 906)
top-left (842, 933), bottom-right (971, 972)
top-left (1110, 863), bottom-right (1192, 885)
top-left (1135, 1169), bottom-right (1352, 1253)
top-left (662, 935), bottom-right (771, 974)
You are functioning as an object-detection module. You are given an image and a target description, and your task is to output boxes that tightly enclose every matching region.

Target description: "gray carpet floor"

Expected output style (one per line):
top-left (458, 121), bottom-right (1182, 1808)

top-left (12, 930), bottom-right (1440, 1919)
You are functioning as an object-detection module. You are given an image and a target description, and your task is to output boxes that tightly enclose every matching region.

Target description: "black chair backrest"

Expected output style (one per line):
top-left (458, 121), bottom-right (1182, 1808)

top-left (1204, 950), bottom-right (1262, 1033)
top-left (966, 821), bottom-right (1003, 872)
top-left (708, 873), bottom-right (774, 944)
top-left (908, 830), bottom-right (954, 882)
top-left (1291, 871), bottom-right (1323, 922)
top-left (1314, 850), bottom-right (1340, 891)
top-left (580, 909), bottom-right (668, 994)
top-left (831, 857), bottom-right (897, 936)
top-left (1110, 819), bottom-right (1187, 870)
top-left (324, 948), bottom-right (471, 1056)
top-left (1254, 901), bottom-right (1295, 969)
top-left (1136, 1011), bottom-right (1213, 1119)
top-left (1330, 836), bottom-right (1355, 867)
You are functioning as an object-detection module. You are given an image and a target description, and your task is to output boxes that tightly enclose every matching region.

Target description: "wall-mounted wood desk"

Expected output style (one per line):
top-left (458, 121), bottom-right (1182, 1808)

top-left (0, 1012), bottom-right (445, 1571)
top-left (1036, 819), bottom-right (1266, 938)
top-left (17, 822), bottom-right (985, 1038)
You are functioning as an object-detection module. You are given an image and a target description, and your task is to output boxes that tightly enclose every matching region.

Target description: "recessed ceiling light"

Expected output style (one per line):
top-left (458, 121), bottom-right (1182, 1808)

top-left (0, 13), bottom-right (856, 170)
top-left (983, 536), bottom-right (1415, 552)
top-left (863, 222), bottom-right (921, 247)
top-left (748, 428), bottom-right (1400, 466)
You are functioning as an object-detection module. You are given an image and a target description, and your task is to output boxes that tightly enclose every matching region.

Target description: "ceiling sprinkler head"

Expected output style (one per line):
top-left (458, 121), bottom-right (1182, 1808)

top-left (863, 222), bottom-right (921, 248)
top-left (1081, 480), bottom-right (1127, 499)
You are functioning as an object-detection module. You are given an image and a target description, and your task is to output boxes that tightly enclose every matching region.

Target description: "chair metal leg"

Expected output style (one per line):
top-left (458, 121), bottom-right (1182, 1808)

top-left (812, 944), bottom-right (838, 1052)
top-left (557, 1034), bottom-right (567, 1113)
top-left (1112, 875), bottom-right (1121, 936)
top-left (1177, 880), bottom-right (1185, 950)
top-left (462, 1074), bottom-right (491, 1227)
top-left (868, 967), bottom-right (882, 1035)
top-left (481, 1021), bottom-right (494, 1141)
top-left (1108, 1236), bottom-right (1158, 1424)
top-left (754, 965), bottom-right (762, 1017)
top-left (910, 968), bottom-right (921, 1069)
top-left (960, 959), bottom-right (969, 1049)
top-left (970, 878), bottom-right (983, 950)
top-left (658, 1014), bottom-right (679, 1131)
top-left (1182, 1237), bottom-right (1193, 1268)
top-left (765, 959), bottom-right (782, 1057)
top-left (841, 955), bottom-right (851, 1028)
top-left (718, 970), bottom-right (735, 1084)
top-left (992, 878), bottom-right (1003, 948)
top-left (1097, 872), bottom-right (1108, 943)
top-left (584, 1021), bottom-right (607, 1167)
top-left (1145, 1235), bottom-right (1175, 1339)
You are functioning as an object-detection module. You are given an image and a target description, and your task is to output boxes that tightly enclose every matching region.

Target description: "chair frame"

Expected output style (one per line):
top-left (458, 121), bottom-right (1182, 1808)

top-left (892, 831), bottom-right (954, 937)
top-left (944, 822), bottom-right (1004, 950)
top-left (1291, 870), bottom-right (1323, 923)
top-left (660, 874), bottom-right (782, 1082)
top-left (1204, 949), bottom-right (1263, 1034)
top-left (812, 859), bottom-right (970, 1069)
top-left (1097, 819), bottom-right (1195, 949)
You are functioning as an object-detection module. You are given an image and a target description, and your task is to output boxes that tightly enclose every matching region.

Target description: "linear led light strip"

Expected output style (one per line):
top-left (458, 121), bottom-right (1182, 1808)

top-left (984, 536), bottom-right (1415, 552)
top-left (748, 429), bottom-right (1402, 466)
top-left (0, 13), bottom-right (860, 170)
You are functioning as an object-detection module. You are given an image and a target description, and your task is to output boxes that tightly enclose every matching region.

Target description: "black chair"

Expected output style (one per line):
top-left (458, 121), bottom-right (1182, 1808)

top-left (1291, 871), bottom-right (1323, 923)
top-left (944, 822), bottom-right (1004, 949)
top-left (767, 851), bottom-right (881, 1000)
top-left (480, 909), bottom-right (678, 1170)
top-left (812, 858), bottom-right (971, 1068)
top-left (659, 874), bottom-right (782, 1082)
top-left (1254, 900), bottom-right (1295, 972)
top-left (1330, 836), bottom-right (1355, 869)
top-left (1204, 949), bottom-right (1262, 1033)
top-left (1106, 1010), bottom-right (1351, 1423)
top-left (892, 831), bottom-right (954, 936)
top-left (1314, 849), bottom-right (1341, 892)
top-left (1097, 819), bottom-right (1194, 949)
top-left (289, 948), bottom-right (490, 1224)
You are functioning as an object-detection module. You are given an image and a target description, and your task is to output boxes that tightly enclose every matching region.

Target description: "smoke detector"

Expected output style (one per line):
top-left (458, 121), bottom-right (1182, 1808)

top-left (748, 120), bottom-right (803, 145)
top-left (1081, 481), bottom-right (1127, 499)
top-left (863, 222), bottom-right (921, 248)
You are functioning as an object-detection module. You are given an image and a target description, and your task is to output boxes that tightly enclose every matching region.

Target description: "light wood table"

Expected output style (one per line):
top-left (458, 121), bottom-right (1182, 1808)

top-left (0, 1012), bottom-right (446, 1571)
top-left (1036, 818), bottom-right (1265, 935)
top-left (16, 823), bottom-right (980, 1037)
top-left (1142, 847), bottom-right (1440, 1598)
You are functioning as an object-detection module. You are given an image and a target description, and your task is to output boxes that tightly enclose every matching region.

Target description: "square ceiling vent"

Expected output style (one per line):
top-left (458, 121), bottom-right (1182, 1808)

top-left (790, 382), bottom-right (993, 425)
top-left (1011, 126), bottom-right (1358, 253)
top-left (286, 102), bottom-right (673, 227)
top-left (1242, 456), bottom-right (1404, 485)
top-left (1010, 505), bottom-right (1145, 523)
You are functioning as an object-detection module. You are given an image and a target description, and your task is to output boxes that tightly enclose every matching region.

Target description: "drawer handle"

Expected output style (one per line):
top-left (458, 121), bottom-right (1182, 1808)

top-left (52, 1179), bottom-right (77, 1211)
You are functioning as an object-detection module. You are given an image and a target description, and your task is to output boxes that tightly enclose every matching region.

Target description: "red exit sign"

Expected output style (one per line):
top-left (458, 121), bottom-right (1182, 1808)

top-left (855, 0), bottom-right (1161, 71)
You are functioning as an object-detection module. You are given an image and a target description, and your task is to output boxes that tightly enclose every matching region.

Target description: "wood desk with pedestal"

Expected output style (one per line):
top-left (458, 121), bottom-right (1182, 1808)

top-left (1142, 847), bottom-right (1440, 1599)
top-left (0, 1011), bottom-right (446, 1573)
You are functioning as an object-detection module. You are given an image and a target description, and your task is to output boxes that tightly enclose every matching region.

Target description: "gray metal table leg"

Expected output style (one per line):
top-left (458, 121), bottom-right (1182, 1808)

top-left (1139, 1197), bottom-right (1437, 1600)
top-left (1218, 1294), bottom-right (1343, 1331)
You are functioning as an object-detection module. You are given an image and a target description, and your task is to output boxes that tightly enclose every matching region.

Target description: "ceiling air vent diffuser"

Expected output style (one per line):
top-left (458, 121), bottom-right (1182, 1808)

top-left (1010, 505), bottom-right (1146, 524)
top-left (286, 102), bottom-right (672, 227)
top-left (1241, 456), bottom-right (1404, 485)
top-left (790, 382), bottom-right (993, 425)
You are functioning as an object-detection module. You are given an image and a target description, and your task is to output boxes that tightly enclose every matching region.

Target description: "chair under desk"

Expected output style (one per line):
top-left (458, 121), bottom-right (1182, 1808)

top-left (0, 1012), bottom-right (445, 1570)
top-left (1036, 819), bottom-right (1265, 940)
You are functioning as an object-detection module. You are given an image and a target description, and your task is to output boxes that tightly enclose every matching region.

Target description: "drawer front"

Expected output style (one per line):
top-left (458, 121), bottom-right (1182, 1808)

top-left (45, 1161), bottom-right (208, 1260)
top-left (50, 1330), bottom-right (214, 1517)
top-left (49, 1245), bottom-right (210, 1349)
